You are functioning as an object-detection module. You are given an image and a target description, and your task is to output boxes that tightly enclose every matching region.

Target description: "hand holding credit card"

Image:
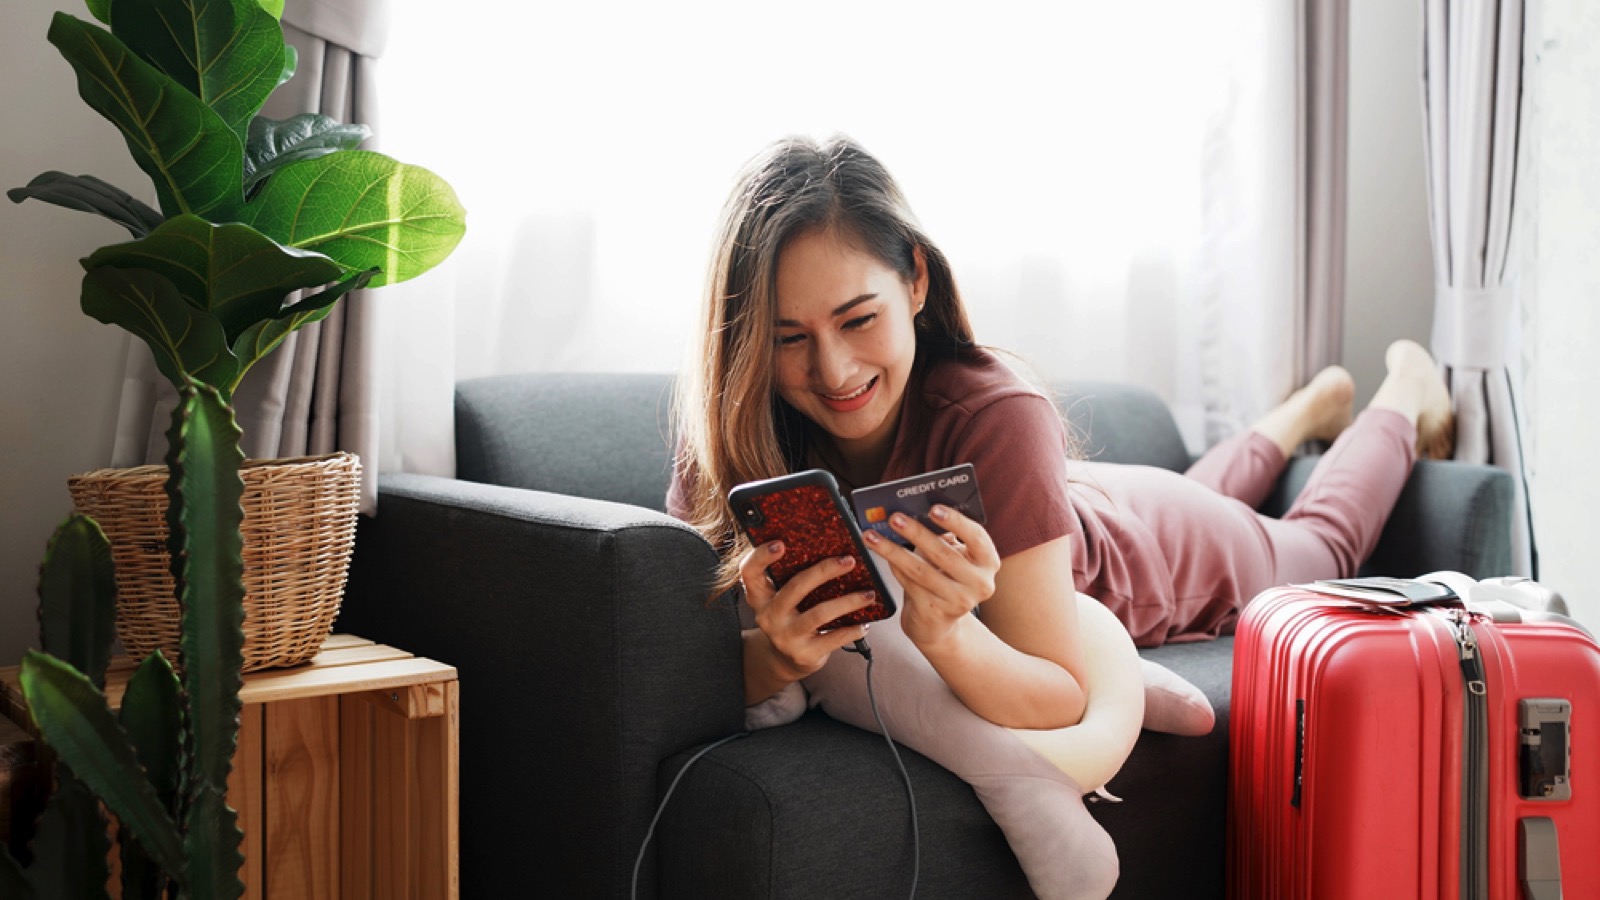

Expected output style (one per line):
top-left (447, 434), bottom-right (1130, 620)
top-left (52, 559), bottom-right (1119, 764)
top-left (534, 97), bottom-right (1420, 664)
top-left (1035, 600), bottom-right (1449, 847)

top-left (850, 462), bottom-right (987, 548)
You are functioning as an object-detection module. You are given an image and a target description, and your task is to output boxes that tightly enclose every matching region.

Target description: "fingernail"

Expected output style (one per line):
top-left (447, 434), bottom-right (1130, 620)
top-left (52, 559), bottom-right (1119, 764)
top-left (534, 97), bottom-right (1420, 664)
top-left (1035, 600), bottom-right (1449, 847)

top-left (863, 529), bottom-right (882, 544)
top-left (891, 513), bottom-right (910, 528)
top-left (836, 555), bottom-right (855, 568)
top-left (768, 541), bottom-right (783, 554)
top-left (930, 504), bottom-right (949, 521)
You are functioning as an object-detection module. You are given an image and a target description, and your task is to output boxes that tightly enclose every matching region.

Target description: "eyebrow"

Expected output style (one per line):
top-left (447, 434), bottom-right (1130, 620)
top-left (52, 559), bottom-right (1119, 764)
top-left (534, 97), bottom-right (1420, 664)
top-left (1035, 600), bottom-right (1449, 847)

top-left (775, 294), bottom-right (878, 328)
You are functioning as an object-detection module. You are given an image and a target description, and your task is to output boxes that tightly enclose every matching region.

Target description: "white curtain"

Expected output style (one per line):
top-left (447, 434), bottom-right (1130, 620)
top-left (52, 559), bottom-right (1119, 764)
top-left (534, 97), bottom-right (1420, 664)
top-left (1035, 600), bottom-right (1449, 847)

top-left (1421, 0), bottom-right (1535, 575)
top-left (375, 1), bottom-right (1298, 471)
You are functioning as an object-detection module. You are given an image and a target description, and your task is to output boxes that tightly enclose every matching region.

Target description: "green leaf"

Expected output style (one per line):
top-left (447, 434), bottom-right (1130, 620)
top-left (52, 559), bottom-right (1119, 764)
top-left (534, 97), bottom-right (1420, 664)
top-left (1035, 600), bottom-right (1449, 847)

top-left (276, 43), bottom-right (296, 88)
top-left (182, 785), bottom-right (244, 900)
top-left (84, 215), bottom-right (347, 345)
top-left (119, 651), bottom-right (183, 900)
top-left (256, 0), bottom-right (283, 20)
top-left (119, 652), bottom-right (184, 809)
top-left (24, 774), bottom-right (110, 900)
top-left (242, 114), bottom-right (370, 196)
top-left (228, 266), bottom-right (377, 392)
top-left (110, 0), bottom-right (284, 143)
top-left (37, 514), bottom-right (118, 690)
top-left (85, 0), bottom-right (111, 25)
top-left (18, 652), bottom-right (185, 878)
top-left (7, 171), bottom-right (164, 238)
top-left (241, 150), bottom-right (468, 287)
top-left (80, 266), bottom-right (240, 394)
top-left (0, 844), bottom-right (33, 900)
top-left (163, 386), bottom-right (245, 802)
top-left (47, 13), bottom-right (244, 219)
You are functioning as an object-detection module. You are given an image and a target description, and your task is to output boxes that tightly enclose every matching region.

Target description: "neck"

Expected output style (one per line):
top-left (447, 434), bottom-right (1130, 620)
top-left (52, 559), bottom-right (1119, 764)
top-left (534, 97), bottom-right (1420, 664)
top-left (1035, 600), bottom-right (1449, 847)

top-left (808, 414), bottom-right (899, 491)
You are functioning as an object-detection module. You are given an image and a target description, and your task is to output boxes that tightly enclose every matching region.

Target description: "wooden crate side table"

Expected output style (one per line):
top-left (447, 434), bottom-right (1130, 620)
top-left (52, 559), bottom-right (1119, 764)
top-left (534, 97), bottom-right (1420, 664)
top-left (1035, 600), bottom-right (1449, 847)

top-left (0, 634), bottom-right (459, 900)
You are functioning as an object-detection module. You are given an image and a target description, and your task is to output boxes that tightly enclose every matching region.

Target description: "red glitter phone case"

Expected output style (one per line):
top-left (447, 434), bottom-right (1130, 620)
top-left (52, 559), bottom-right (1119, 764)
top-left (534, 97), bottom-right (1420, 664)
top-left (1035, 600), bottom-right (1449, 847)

top-left (728, 469), bottom-right (895, 631)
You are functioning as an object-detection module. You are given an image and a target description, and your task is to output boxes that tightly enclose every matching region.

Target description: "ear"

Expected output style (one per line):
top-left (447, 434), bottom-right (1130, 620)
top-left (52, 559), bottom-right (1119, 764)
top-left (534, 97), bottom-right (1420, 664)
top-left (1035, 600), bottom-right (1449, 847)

top-left (910, 245), bottom-right (930, 309)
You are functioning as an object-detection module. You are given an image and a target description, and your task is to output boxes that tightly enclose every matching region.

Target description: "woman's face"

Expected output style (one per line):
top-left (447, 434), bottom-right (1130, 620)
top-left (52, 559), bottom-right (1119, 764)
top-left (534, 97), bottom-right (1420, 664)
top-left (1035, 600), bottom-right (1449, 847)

top-left (771, 227), bottom-right (927, 467)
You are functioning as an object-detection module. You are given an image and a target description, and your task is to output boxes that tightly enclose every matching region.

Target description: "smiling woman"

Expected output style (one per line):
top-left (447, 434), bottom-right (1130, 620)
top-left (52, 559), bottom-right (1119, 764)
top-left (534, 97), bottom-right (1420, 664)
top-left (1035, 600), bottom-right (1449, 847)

top-left (374, 0), bottom-right (1299, 475)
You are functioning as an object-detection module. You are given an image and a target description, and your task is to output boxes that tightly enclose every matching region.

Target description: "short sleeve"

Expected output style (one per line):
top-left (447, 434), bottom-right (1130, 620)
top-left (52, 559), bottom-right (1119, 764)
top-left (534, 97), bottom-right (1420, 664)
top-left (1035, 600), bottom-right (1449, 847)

top-left (950, 394), bottom-right (1076, 561)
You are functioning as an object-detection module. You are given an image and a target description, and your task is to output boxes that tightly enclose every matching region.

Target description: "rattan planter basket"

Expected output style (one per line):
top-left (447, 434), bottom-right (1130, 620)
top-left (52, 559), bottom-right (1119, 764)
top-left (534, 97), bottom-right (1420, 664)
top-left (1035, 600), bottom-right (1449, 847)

top-left (67, 452), bottom-right (362, 673)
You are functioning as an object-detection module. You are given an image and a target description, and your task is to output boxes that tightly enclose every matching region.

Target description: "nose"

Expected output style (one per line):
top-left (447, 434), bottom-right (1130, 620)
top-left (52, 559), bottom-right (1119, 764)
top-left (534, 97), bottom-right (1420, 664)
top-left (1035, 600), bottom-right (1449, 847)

top-left (811, 333), bottom-right (855, 390)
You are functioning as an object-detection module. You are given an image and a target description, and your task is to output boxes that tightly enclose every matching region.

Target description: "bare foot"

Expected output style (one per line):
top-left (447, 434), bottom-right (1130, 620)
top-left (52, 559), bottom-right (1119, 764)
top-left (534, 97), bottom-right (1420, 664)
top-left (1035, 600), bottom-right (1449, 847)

top-left (1372, 340), bottom-right (1455, 459)
top-left (1251, 365), bottom-right (1355, 458)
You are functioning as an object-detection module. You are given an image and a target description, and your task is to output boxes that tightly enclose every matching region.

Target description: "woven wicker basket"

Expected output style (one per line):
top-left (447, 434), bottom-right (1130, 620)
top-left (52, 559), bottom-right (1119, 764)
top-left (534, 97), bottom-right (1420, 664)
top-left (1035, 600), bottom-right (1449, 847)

top-left (67, 452), bottom-right (362, 673)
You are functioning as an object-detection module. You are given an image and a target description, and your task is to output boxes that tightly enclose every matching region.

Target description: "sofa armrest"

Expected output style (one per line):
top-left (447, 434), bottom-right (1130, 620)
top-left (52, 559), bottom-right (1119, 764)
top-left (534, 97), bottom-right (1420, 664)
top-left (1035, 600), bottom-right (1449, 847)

top-left (1260, 457), bottom-right (1514, 579)
top-left (339, 473), bottom-right (743, 900)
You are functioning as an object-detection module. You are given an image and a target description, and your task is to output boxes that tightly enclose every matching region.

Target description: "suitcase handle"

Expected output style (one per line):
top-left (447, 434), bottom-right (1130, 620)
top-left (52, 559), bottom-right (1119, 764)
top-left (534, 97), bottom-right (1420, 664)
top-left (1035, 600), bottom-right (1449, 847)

top-left (1519, 817), bottom-right (1562, 900)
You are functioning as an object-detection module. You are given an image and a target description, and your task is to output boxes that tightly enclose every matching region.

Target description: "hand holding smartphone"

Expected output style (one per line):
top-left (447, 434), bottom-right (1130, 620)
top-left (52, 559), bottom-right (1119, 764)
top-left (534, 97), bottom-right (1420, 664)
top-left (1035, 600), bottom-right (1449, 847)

top-left (728, 469), bottom-right (896, 632)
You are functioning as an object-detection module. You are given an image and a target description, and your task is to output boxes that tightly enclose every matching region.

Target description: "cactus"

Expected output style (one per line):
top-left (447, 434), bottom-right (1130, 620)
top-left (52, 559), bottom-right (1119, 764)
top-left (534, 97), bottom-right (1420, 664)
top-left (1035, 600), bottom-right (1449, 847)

top-left (7, 387), bottom-right (241, 898)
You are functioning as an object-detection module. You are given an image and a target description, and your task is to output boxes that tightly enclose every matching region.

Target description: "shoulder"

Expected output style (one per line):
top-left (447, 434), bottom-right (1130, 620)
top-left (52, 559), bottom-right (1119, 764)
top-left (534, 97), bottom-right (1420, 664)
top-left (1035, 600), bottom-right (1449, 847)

top-left (918, 350), bottom-right (1064, 441)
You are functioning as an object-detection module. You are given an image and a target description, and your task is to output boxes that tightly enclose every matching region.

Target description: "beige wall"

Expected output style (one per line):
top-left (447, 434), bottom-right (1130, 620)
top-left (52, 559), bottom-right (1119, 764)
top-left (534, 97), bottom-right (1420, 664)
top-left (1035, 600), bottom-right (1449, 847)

top-left (0, 0), bottom-right (140, 665)
top-left (1343, 0), bottom-right (1436, 407)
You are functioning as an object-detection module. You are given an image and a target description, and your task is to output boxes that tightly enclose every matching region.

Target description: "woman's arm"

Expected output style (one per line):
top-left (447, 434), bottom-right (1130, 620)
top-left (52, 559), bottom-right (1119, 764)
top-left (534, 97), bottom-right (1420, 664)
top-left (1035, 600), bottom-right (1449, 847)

top-left (866, 508), bottom-right (1086, 729)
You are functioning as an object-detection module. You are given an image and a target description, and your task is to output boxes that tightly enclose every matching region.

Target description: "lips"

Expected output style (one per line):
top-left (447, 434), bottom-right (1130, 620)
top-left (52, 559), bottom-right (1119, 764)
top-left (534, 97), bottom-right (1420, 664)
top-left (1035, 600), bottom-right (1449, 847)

top-left (818, 376), bottom-right (878, 413)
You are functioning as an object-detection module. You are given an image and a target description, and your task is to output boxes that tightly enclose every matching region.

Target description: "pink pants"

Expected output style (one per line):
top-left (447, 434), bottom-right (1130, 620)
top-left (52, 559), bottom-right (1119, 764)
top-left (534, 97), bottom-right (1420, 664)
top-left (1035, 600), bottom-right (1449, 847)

top-left (1186, 407), bottom-right (1417, 588)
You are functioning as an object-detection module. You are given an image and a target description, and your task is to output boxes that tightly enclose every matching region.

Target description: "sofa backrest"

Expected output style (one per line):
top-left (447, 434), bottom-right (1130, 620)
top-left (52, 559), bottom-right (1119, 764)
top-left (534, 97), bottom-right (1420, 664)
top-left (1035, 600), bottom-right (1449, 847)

top-left (453, 373), bottom-right (1193, 512)
top-left (1055, 381), bottom-right (1193, 472)
top-left (455, 372), bottom-right (679, 511)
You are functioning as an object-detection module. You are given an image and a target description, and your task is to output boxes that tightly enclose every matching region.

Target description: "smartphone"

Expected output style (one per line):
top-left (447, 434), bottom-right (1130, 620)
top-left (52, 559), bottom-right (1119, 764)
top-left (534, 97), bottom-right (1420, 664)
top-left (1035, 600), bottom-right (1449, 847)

top-left (728, 468), bottom-right (895, 631)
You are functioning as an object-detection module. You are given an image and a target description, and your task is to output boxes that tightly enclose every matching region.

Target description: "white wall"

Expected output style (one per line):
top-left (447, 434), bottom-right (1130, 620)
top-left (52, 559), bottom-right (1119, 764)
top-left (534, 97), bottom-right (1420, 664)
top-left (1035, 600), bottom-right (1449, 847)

top-left (1527, 0), bottom-right (1600, 628)
top-left (0, 0), bottom-right (140, 666)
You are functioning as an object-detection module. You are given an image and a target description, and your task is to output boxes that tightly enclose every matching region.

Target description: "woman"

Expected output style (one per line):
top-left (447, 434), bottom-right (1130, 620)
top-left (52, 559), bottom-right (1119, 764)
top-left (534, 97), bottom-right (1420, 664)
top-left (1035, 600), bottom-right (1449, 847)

top-left (668, 134), bottom-right (1453, 731)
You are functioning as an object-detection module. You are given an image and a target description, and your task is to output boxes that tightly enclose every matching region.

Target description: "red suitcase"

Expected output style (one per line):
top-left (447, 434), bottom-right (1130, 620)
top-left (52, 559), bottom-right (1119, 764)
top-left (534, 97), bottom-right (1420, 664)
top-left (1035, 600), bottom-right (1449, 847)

top-left (1227, 577), bottom-right (1600, 899)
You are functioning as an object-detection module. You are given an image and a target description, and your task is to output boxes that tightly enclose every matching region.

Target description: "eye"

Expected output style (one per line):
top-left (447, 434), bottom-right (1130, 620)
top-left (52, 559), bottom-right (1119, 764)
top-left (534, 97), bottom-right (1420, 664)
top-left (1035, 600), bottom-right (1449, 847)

top-left (843, 313), bottom-right (877, 331)
top-left (776, 332), bottom-right (806, 347)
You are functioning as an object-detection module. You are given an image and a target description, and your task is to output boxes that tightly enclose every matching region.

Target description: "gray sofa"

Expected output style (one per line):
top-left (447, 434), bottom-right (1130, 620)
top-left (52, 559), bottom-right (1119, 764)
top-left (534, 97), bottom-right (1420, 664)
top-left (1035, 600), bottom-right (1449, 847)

top-left (338, 373), bottom-right (1513, 899)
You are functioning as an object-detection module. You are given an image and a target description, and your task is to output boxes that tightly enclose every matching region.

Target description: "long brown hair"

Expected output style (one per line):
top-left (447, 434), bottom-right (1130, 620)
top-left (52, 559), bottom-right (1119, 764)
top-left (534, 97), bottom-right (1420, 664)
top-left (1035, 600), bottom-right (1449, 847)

top-left (672, 134), bottom-right (981, 595)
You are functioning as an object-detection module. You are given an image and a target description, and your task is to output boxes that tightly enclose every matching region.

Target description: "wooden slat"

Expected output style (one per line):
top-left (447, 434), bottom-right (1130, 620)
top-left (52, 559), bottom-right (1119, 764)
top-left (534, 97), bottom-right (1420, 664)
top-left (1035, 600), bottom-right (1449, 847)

top-left (240, 658), bottom-right (456, 706)
top-left (231, 703), bottom-right (266, 899)
top-left (372, 705), bottom-right (414, 899)
top-left (415, 680), bottom-right (460, 898)
top-left (319, 634), bottom-right (373, 651)
top-left (264, 696), bottom-right (341, 900)
top-left (339, 696), bottom-right (375, 900)
top-left (357, 682), bottom-right (447, 720)
top-left (298, 643), bottom-right (413, 671)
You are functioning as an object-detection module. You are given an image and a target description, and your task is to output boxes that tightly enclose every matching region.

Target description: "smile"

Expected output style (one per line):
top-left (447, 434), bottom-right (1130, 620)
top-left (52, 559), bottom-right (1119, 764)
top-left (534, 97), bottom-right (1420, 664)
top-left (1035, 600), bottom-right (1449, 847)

top-left (818, 377), bottom-right (879, 412)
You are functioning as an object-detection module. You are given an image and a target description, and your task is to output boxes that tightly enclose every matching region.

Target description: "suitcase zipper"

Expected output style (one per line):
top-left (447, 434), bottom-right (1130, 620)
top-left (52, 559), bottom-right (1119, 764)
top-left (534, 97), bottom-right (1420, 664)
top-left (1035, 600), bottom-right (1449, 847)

top-left (1446, 609), bottom-right (1490, 900)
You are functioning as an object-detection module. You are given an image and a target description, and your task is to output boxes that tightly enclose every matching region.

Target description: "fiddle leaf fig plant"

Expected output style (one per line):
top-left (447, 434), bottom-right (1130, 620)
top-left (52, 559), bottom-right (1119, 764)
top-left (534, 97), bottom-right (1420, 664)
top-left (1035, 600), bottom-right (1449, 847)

top-left (1, 0), bottom-right (465, 896)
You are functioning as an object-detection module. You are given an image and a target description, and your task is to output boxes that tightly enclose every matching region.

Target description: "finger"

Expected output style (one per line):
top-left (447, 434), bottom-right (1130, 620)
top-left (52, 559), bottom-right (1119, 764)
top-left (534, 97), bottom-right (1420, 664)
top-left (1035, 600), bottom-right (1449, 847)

top-left (772, 554), bottom-right (859, 615)
top-left (926, 504), bottom-right (996, 555)
top-left (737, 540), bottom-right (784, 611)
top-left (887, 511), bottom-right (973, 575)
top-left (928, 504), bottom-right (1000, 568)
top-left (801, 589), bottom-right (881, 635)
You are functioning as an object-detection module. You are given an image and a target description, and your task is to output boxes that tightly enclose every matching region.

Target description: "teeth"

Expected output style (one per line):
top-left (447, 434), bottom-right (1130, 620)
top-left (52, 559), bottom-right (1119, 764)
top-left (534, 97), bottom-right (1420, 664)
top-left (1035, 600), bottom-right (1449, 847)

top-left (824, 380), bottom-right (873, 402)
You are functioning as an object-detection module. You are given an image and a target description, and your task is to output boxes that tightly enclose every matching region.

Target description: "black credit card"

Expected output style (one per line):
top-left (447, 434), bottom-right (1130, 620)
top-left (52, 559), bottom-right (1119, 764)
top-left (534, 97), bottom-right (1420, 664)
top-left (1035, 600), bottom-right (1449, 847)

top-left (850, 462), bottom-right (987, 548)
